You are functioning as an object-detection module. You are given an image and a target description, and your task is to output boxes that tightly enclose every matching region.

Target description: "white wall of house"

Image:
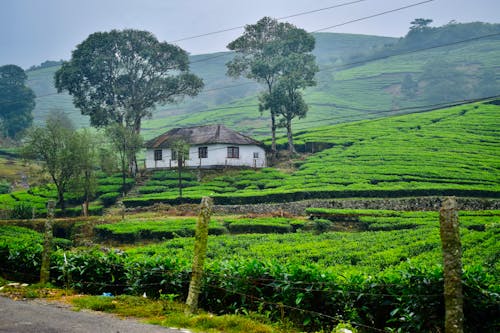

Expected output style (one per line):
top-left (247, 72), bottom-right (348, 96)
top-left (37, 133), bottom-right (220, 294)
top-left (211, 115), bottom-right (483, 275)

top-left (145, 144), bottom-right (267, 169)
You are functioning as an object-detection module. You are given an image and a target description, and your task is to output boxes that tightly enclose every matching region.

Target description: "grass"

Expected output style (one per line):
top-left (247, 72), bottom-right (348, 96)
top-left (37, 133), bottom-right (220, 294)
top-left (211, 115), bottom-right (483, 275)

top-left (0, 278), bottom-right (291, 333)
top-left (69, 294), bottom-right (293, 333)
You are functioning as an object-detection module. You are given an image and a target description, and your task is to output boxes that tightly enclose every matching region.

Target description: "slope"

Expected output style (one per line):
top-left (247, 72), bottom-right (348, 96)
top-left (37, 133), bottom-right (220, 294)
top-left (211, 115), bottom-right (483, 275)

top-left (123, 100), bottom-right (500, 207)
top-left (26, 32), bottom-right (396, 129)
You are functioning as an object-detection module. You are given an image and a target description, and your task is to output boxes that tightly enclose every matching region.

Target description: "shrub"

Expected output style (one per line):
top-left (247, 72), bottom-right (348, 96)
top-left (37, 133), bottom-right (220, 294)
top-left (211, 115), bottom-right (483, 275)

top-left (10, 202), bottom-right (34, 219)
top-left (0, 181), bottom-right (10, 194)
top-left (99, 192), bottom-right (121, 207)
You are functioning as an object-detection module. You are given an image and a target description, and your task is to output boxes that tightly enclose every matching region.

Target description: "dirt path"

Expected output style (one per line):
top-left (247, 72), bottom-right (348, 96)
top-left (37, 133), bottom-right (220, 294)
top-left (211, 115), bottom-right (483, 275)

top-left (0, 296), bottom-right (191, 333)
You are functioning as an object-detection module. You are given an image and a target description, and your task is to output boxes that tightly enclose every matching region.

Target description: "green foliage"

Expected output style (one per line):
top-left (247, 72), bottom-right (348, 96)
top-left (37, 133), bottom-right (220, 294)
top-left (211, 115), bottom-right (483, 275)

top-left (94, 217), bottom-right (301, 243)
top-left (72, 295), bottom-right (117, 311)
top-left (22, 111), bottom-right (82, 212)
top-left (227, 16), bottom-right (318, 151)
top-left (98, 192), bottom-right (121, 207)
top-left (9, 202), bottom-right (34, 219)
top-left (51, 247), bottom-right (128, 295)
top-left (1, 210), bottom-right (499, 331)
top-left (0, 180), bottom-right (10, 194)
top-left (0, 225), bottom-right (42, 281)
top-left (0, 64), bottom-right (35, 139)
top-left (0, 172), bottom-right (129, 217)
top-left (55, 29), bottom-right (203, 131)
top-left (125, 103), bottom-right (499, 209)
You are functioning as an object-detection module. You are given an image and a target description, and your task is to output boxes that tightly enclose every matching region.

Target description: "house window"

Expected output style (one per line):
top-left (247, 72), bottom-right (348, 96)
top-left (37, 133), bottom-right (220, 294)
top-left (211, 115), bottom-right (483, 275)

top-left (198, 146), bottom-right (208, 159)
top-left (253, 152), bottom-right (259, 159)
top-left (227, 146), bottom-right (239, 158)
top-left (154, 149), bottom-right (162, 161)
top-left (171, 150), bottom-right (177, 161)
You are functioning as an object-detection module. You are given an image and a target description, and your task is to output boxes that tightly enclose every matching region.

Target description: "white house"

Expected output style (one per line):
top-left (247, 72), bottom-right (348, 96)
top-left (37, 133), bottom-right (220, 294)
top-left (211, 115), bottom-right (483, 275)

top-left (145, 124), bottom-right (267, 169)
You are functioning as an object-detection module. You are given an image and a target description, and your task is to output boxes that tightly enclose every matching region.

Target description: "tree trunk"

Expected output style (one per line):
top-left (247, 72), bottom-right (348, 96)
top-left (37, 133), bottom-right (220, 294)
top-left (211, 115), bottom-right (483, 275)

top-left (271, 112), bottom-right (277, 159)
top-left (129, 118), bottom-right (141, 177)
top-left (286, 117), bottom-right (296, 155)
top-left (57, 188), bottom-right (65, 213)
top-left (82, 200), bottom-right (89, 217)
top-left (178, 157), bottom-right (183, 199)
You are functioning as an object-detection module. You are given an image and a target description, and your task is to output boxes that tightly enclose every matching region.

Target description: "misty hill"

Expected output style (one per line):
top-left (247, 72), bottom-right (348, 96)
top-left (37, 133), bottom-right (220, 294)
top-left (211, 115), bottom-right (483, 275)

top-left (25, 21), bottom-right (500, 139)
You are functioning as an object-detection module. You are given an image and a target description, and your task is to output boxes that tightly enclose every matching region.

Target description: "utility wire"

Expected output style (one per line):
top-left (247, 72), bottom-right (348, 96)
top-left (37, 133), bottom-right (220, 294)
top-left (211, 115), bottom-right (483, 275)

top-left (193, 31), bottom-right (500, 96)
top-left (25, 0), bottom-right (432, 77)
top-left (32, 31), bottom-right (500, 102)
top-left (170, 0), bottom-right (370, 43)
top-left (313, 0), bottom-right (434, 32)
top-left (148, 94), bottom-right (500, 154)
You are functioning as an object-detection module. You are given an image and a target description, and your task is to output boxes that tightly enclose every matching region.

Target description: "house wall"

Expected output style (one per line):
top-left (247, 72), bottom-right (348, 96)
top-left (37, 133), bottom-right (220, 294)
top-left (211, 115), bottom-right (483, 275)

top-left (145, 144), bottom-right (266, 169)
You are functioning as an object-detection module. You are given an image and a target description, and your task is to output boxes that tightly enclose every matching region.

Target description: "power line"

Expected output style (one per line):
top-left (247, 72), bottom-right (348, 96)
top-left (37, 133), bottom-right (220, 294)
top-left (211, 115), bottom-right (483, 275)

top-left (25, 0), bottom-right (432, 76)
top-left (192, 31), bottom-right (500, 96)
top-left (170, 0), bottom-right (370, 43)
top-left (173, 0), bottom-right (434, 66)
top-left (149, 95), bottom-right (500, 154)
top-left (313, 0), bottom-right (434, 32)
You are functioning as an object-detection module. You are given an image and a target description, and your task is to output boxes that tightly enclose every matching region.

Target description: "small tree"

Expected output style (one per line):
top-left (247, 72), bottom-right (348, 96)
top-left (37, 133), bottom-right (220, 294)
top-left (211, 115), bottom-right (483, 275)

top-left (105, 124), bottom-right (143, 194)
top-left (23, 111), bottom-right (81, 212)
top-left (260, 86), bottom-right (308, 155)
top-left (73, 129), bottom-right (97, 216)
top-left (401, 74), bottom-right (418, 99)
top-left (0, 65), bottom-right (35, 139)
top-left (258, 52), bottom-right (317, 154)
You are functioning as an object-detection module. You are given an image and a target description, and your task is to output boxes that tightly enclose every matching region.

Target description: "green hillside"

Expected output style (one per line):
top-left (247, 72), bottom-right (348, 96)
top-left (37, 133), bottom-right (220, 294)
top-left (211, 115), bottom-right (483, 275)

top-left (24, 22), bottom-right (500, 142)
top-left (124, 100), bottom-right (500, 207)
top-left (26, 32), bottom-right (395, 131)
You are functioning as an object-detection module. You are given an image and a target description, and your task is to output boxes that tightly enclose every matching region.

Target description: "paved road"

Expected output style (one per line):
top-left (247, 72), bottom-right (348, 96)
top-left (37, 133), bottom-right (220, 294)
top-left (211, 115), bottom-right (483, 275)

top-left (0, 296), bottom-right (190, 333)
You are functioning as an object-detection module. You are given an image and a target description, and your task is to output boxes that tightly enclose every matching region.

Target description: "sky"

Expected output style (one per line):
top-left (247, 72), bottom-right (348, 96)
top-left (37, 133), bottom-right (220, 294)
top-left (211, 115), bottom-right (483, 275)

top-left (1, 0), bottom-right (499, 69)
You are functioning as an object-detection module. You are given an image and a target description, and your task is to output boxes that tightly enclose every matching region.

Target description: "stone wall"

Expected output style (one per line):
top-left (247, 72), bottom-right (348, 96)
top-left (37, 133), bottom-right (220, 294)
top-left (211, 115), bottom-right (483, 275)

top-left (212, 197), bottom-right (500, 216)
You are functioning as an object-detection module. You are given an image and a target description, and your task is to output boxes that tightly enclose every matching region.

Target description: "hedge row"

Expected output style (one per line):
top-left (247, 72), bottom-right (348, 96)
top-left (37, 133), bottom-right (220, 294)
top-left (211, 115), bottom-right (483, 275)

top-left (94, 217), bottom-right (306, 243)
top-left (1, 239), bottom-right (498, 332)
top-left (94, 226), bottom-right (226, 243)
top-left (123, 188), bottom-right (500, 208)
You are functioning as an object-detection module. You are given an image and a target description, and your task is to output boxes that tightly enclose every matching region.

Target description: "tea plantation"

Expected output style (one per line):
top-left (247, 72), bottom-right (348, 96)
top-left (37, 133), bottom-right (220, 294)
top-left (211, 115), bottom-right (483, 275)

top-left (1, 209), bottom-right (498, 332)
top-left (124, 100), bottom-right (500, 207)
top-left (0, 100), bottom-right (499, 332)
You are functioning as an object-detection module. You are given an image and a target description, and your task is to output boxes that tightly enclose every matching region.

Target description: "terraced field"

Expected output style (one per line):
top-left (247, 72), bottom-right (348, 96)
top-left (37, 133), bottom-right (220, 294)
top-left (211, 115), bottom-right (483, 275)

top-left (125, 100), bottom-right (500, 207)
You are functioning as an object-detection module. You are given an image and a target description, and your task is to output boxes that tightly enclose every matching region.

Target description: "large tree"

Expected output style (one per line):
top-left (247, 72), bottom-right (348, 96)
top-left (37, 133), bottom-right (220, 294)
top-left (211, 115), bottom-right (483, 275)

top-left (55, 29), bottom-right (204, 134)
top-left (0, 65), bottom-right (35, 139)
top-left (226, 17), bottom-right (316, 158)
top-left (23, 111), bottom-right (82, 212)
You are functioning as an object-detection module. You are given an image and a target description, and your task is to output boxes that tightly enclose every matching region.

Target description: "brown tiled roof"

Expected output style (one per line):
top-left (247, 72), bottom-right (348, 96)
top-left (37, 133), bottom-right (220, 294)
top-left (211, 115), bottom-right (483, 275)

top-left (145, 124), bottom-right (262, 148)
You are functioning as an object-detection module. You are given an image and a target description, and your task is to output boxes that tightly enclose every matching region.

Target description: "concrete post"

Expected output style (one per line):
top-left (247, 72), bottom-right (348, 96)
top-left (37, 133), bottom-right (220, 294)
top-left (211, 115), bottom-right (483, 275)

top-left (40, 200), bottom-right (55, 284)
top-left (185, 196), bottom-right (213, 314)
top-left (439, 197), bottom-right (464, 333)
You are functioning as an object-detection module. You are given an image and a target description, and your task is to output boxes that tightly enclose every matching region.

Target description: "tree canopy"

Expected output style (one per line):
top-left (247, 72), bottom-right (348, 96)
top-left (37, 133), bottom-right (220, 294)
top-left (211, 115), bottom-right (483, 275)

top-left (0, 65), bottom-right (35, 139)
top-left (226, 17), bottom-right (316, 156)
top-left (23, 111), bottom-right (83, 212)
top-left (55, 29), bottom-right (204, 133)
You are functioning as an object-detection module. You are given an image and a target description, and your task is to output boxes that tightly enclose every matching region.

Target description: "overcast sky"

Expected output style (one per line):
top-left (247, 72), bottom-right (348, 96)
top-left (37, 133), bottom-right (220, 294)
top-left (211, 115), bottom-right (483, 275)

top-left (1, 0), bottom-right (499, 69)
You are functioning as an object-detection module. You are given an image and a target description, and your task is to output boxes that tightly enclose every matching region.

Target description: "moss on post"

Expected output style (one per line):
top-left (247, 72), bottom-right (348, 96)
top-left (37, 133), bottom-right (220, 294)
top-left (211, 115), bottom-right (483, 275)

top-left (439, 197), bottom-right (464, 333)
top-left (186, 196), bottom-right (213, 314)
top-left (40, 200), bottom-right (55, 284)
